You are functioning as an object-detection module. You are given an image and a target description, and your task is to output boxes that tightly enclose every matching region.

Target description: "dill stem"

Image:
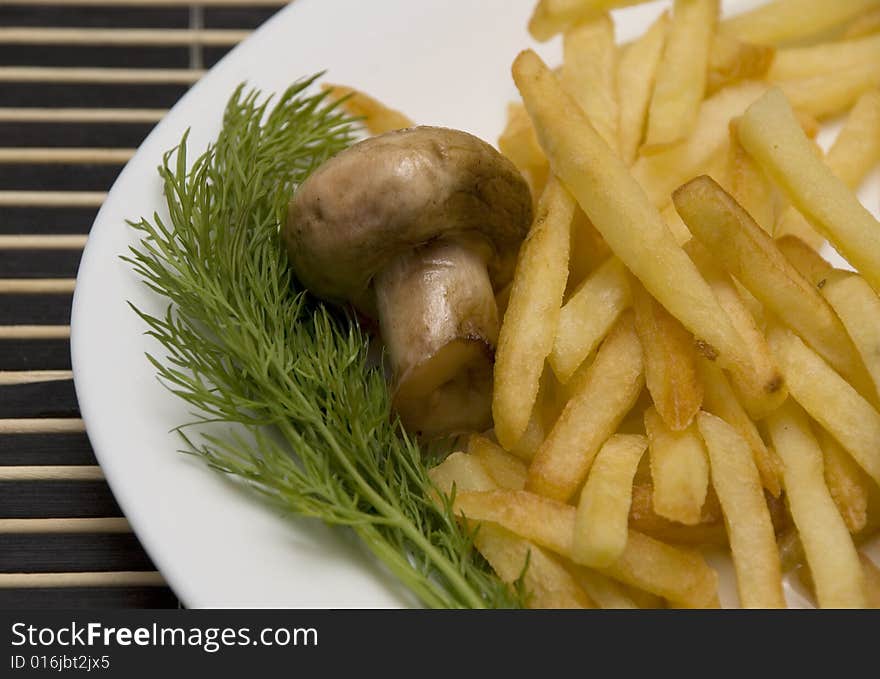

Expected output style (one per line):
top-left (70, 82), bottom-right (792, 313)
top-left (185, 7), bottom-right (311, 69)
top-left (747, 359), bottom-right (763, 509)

top-left (278, 418), bottom-right (487, 609)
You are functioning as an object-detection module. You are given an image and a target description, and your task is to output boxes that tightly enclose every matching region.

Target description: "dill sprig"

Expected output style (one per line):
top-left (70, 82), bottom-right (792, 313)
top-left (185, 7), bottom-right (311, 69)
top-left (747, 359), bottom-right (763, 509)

top-left (123, 74), bottom-right (523, 609)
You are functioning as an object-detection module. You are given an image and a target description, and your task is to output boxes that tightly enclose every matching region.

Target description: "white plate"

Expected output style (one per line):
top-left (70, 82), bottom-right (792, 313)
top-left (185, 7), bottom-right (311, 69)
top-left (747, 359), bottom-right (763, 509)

top-left (72, 0), bottom-right (878, 608)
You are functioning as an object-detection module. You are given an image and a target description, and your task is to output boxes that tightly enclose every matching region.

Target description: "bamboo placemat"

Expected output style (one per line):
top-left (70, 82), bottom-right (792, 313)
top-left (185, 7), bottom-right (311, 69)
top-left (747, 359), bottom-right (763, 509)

top-left (0, 0), bottom-right (288, 609)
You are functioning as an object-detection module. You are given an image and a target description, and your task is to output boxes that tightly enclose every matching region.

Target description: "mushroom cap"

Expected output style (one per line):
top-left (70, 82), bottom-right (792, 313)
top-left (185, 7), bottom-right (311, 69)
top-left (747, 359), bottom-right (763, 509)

top-left (283, 126), bottom-right (533, 312)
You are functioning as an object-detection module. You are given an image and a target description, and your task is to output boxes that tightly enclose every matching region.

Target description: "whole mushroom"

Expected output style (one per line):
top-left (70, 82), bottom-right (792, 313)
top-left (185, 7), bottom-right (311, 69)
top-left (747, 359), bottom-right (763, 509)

top-left (284, 126), bottom-right (533, 438)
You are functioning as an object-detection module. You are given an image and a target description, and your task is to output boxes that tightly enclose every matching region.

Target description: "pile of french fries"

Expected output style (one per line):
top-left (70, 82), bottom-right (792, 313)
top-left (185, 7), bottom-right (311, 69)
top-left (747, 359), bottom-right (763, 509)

top-left (335, 0), bottom-right (880, 608)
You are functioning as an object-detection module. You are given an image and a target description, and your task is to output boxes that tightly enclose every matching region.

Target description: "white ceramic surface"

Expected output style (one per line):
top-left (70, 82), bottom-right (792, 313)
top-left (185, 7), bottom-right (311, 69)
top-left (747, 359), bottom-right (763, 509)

top-left (72, 0), bottom-right (879, 608)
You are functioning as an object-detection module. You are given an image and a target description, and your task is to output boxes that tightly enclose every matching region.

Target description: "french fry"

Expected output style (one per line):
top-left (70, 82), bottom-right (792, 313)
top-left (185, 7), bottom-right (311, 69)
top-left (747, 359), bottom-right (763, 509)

top-left (775, 90), bottom-right (880, 247)
top-left (819, 427), bottom-right (871, 534)
top-left (644, 408), bottom-right (708, 525)
top-left (643, 0), bottom-right (718, 150)
top-left (617, 12), bottom-right (669, 164)
top-left (632, 282), bottom-right (703, 430)
top-left (766, 400), bottom-right (867, 608)
top-left (567, 566), bottom-right (638, 609)
top-left (698, 412), bottom-right (785, 609)
top-left (819, 270), bottom-right (880, 402)
top-left (683, 238), bottom-right (787, 420)
top-left (738, 90), bottom-right (880, 290)
top-left (428, 451), bottom-right (497, 495)
top-left (727, 120), bottom-right (776, 234)
top-left (513, 51), bottom-right (763, 386)
top-left (769, 34), bottom-right (880, 81)
top-left (698, 358), bottom-right (783, 497)
top-left (707, 34), bottom-right (775, 95)
top-left (561, 14), bottom-right (619, 153)
top-left (719, 0), bottom-right (880, 45)
top-left (845, 7), bottom-right (880, 39)
top-left (493, 176), bottom-right (574, 450)
top-left (429, 453), bottom-right (595, 608)
top-left (527, 0), bottom-right (650, 42)
top-left (468, 435), bottom-right (528, 491)
top-left (321, 83), bottom-right (414, 134)
top-left (775, 235), bottom-right (832, 287)
top-left (824, 90), bottom-right (880, 188)
top-left (607, 530), bottom-right (719, 608)
top-left (674, 175), bottom-right (870, 394)
top-left (768, 325), bottom-right (880, 488)
top-left (633, 80), bottom-right (769, 207)
top-left (476, 527), bottom-right (596, 609)
top-left (498, 102), bottom-right (550, 201)
top-left (862, 554), bottom-right (880, 608)
top-left (550, 256), bottom-right (631, 383)
top-left (630, 482), bottom-right (727, 546)
top-left (452, 489), bottom-right (719, 607)
top-left (779, 62), bottom-right (880, 120)
top-left (572, 434), bottom-right (647, 567)
top-left (528, 313), bottom-right (644, 502)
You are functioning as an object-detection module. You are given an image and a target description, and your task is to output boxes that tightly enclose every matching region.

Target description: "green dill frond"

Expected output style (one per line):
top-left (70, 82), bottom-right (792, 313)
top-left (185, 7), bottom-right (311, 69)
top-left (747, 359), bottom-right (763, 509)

top-left (124, 74), bottom-right (524, 609)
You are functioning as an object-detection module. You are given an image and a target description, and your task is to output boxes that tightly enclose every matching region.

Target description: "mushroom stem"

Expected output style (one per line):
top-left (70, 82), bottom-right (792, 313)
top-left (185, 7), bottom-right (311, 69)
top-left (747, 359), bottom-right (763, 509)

top-left (375, 239), bottom-right (499, 437)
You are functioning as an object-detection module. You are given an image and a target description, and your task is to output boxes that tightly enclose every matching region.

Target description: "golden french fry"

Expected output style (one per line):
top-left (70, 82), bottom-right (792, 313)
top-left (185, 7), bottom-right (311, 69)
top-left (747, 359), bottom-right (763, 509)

top-left (550, 256), bottom-right (631, 382)
top-left (819, 427), bottom-right (871, 534)
top-left (476, 526), bottom-right (596, 609)
top-left (862, 554), bottom-right (880, 608)
top-left (529, 313), bottom-right (644, 502)
top-left (674, 175), bottom-right (870, 394)
top-left (697, 358), bottom-right (783, 497)
top-left (498, 102), bottom-right (550, 200)
top-left (644, 407), bottom-right (708, 525)
top-left (632, 281), bottom-right (703, 430)
top-left (698, 411), bottom-right (785, 609)
top-left (617, 12), bottom-right (669, 164)
top-left (720, 0), bottom-right (879, 45)
top-left (493, 177), bottom-right (574, 450)
top-left (819, 270), bottom-right (880, 402)
top-left (527, 0), bottom-right (650, 42)
top-left (452, 489), bottom-right (719, 607)
top-left (428, 451), bottom-right (497, 495)
top-left (633, 80), bottom-right (769, 207)
top-left (727, 120), bottom-right (776, 234)
top-left (769, 34), bottom-right (880, 81)
top-left (738, 90), bottom-right (880, 278)
top-left (561, 14), bottom-right (619, 153)
top-left (775, 234), bottom-right (832, 287)
top-left (776, 90), bottom-right (880, 247)
top-left (607, 530), bottom-right (719, 608)
top-left (572, 434), bottom-right (647, 568)
top-left (768, 325), bottom-right (880, 488)
top-left (513, 51), bottom-right (761, 383)
top-left (321, 83), bottom-right (414, 134)
top-left (468, 435), bottom-right (528, 491)
top-left (643, 0), bottom-right (718, 150)
top-left (825, 90), bottom-right (880, 188)
top-left (779, 62), bottom-right (880, 120)
top-left (683, 238), bottom-right (787, 420)
top-left (845, 7), bottom-right (880, 39)
top-left (766, 400), bottom-right (866, 609)
top-left (567, 566), bottom-right (639, 609)
top-left (707, 34), bottom-right (775, 95)
top-left (429, 453), bottom-right (595, 608)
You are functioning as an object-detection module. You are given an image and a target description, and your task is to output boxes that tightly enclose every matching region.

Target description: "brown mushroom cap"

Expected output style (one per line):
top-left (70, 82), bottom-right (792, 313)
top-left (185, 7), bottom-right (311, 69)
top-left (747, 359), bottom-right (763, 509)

top-left (283, 126), bottom-right (533, 312)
